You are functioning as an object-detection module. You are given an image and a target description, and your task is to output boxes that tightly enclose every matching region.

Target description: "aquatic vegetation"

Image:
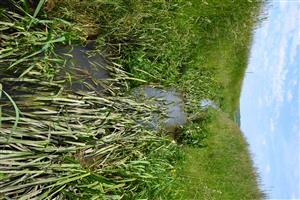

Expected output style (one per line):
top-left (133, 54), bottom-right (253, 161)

top-left (0, 3), bottom-right (180, 199)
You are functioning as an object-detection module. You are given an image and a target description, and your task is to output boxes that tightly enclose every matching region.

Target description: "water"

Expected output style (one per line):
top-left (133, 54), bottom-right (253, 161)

top-left (133, 86), bottom-right (187, 131)
top-left (240, 1), bottom-right (299, 199)
top-left (199, 98), bottom-right (218, 109)
top-left (55, 42), bottom-right (109, 92)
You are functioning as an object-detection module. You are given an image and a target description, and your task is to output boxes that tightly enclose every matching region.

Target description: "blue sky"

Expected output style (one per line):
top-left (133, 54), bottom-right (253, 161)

top-left (240, 1), bottom-right (299, 200)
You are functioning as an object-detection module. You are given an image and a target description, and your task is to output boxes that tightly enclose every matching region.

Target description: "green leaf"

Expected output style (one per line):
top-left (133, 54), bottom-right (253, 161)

top-left (27, 0), bottom-right (46, 29)
top-left (0, 85), bottom-right (20, 142)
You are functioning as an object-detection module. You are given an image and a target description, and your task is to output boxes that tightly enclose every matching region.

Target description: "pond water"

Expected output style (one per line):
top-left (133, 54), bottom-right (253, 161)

top-left (240, 1), bottom-right (299, 199)
top-left (55, 42), bottom-right (109, 92)
top-left (133, 86), bottom-right (187, 131)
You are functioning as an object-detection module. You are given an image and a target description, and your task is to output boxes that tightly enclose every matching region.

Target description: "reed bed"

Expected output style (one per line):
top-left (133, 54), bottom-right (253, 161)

top-left (0, 3), bottom-right (179, 199)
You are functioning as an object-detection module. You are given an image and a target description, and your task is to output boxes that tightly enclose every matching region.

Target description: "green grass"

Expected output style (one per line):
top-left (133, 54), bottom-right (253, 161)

top-left (76, 0), bottom-right (264, 198)
top-left (176, 109), bottom-right (264, 199)
top-left (176, 0), bottom-right (262, 116)
top-left (59, 0), bottom-right (260, 114)
top-left (0, 2), bottom-right (181, 199)
top-left (0, 0), bottom-right (265, 199)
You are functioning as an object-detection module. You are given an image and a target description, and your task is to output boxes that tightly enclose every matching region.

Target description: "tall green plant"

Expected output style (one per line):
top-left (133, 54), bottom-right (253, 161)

top-left (0, 3), bottom-right (179, 199)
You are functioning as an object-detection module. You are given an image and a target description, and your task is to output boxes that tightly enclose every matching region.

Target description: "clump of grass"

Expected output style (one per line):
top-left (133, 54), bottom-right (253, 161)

top-left (50, 0), bottom-right (221, 112)
top-left (49, 1), bottom-right (201, 86)
top-left (0, 2), bottom-right (181, 199)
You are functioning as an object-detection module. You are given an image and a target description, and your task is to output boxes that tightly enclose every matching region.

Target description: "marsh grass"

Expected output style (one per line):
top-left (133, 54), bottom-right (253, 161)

top-left (0, 2), bottom-right (181, 199)
top-left (50, 0), bottom-right (263, 113)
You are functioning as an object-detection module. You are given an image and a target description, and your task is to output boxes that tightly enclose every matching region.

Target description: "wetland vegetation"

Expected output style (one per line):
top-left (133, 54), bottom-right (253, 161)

top-left (0, 0), bottom-right (265, 199)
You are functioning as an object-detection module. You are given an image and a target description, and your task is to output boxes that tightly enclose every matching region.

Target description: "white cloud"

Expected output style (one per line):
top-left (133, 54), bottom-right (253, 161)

top-left (258, 97), bottom-right (264, 108)
top-left (279, 1), bottom-right (287, 11)
top-left (292, 123), bottom-right (299, 133)
top-left (267, 3), bottom-right (299, 121)
top-left (288, 29), bottom-right (299, 65)
top-left (265, 164), bottom-right (271, 174)
top-left (271, 32), bottom-right (288, 103)
top-left (270, 118), bottom-right (275, 132)
top-left (263, 94), bottom-right (273, 107)
top-left (274, 7), bottom-right (297, 89)
top-left (291, 79), bottom-right (298, 86)
top-left (261, 21), bottom-right (270, 39)
top-left (291, 191), bottom-right (300, 200)
top-left (287, 90), bottom-right (293, 102)
top-left (261, 138), bottom-right (267, 145)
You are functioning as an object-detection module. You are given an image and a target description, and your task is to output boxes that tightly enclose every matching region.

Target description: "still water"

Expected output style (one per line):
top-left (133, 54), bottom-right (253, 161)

top-left (240, 1), bottom-right (299, 199)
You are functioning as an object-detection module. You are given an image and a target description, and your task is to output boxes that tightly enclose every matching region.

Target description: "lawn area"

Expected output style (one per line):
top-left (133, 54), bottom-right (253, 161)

top-left (0, 0), bottom-right (265, 199)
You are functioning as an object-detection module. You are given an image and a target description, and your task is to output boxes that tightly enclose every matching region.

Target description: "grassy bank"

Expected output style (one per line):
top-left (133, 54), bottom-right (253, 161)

top-left (176, 110), bottom-right (263, 199)
top-left (0, 0), bottom-right (264, 199)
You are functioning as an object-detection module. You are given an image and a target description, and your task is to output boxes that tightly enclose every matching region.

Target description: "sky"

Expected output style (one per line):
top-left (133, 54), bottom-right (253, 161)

top-left (240, 1), bottom-right (300, 200)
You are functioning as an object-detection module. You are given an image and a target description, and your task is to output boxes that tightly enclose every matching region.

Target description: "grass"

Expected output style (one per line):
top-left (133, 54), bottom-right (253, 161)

top-left (55, 0), bottom-right (260, 114)
top-left (0, 0), bottom-right (265, 199)
top-left (0, 2), bottom-right (181, 199)
top-left (175, 109), bottom-right (264, 200)
top-left (78, 0), bottom-right (264, 198)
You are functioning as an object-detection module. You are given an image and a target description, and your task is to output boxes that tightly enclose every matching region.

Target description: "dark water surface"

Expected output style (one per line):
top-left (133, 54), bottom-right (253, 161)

top-left (55, 42), bottom-right (109, 92)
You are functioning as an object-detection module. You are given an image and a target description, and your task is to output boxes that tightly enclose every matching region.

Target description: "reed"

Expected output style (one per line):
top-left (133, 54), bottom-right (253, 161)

top-left (0, 2), bottom-right (180, 199)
